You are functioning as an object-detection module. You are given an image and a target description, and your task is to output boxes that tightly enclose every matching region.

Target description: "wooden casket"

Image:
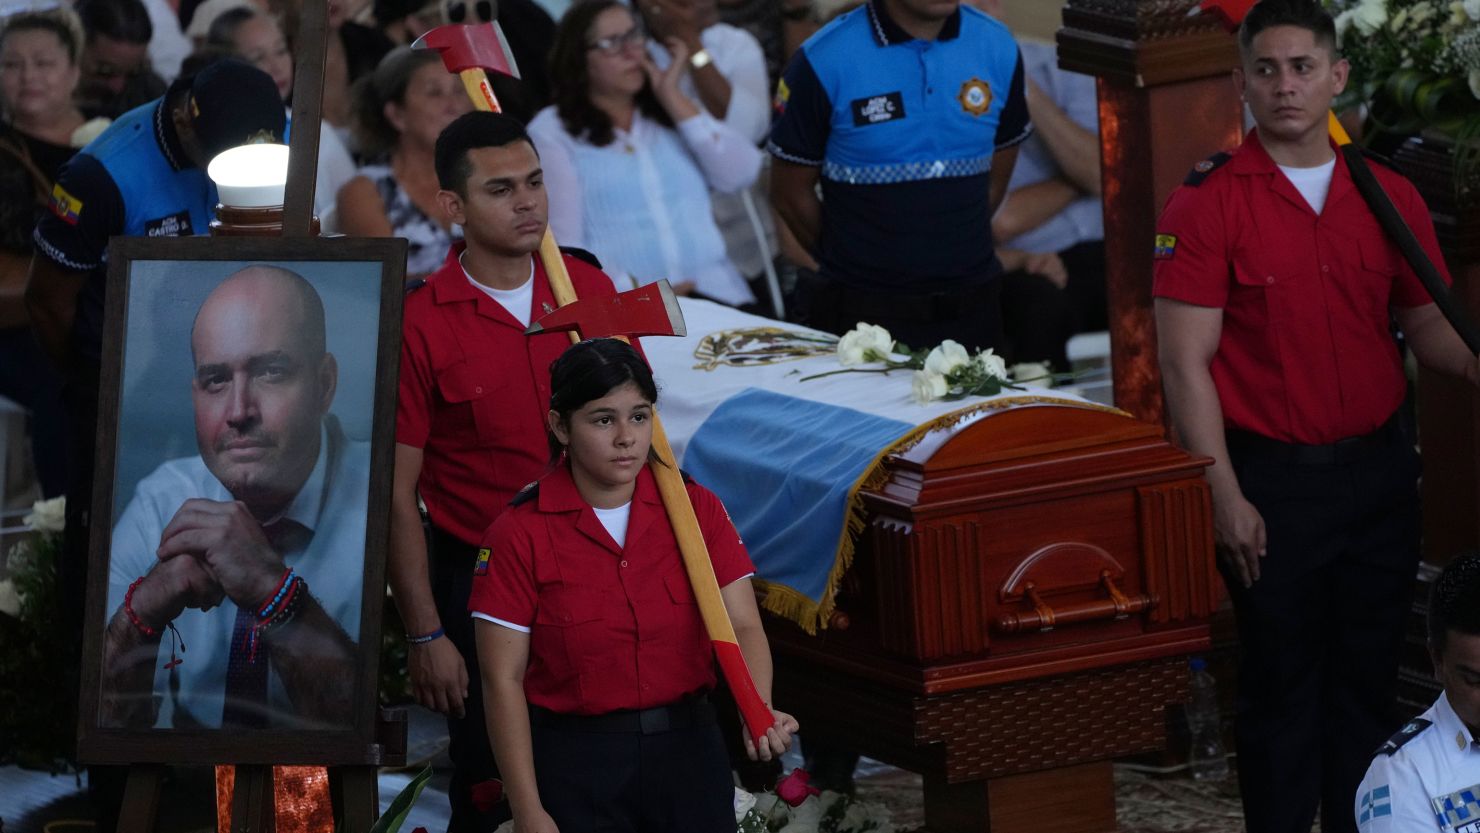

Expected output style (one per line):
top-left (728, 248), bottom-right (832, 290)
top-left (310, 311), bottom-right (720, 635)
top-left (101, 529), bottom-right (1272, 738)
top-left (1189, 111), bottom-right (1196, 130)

top-left (649, 301), bottom-right (1218, 833)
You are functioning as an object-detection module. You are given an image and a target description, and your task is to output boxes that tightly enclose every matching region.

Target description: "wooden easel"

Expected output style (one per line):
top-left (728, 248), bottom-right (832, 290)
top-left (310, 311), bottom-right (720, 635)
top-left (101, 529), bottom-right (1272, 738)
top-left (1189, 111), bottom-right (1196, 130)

top-left (110, 2), bottom-right (408, 830)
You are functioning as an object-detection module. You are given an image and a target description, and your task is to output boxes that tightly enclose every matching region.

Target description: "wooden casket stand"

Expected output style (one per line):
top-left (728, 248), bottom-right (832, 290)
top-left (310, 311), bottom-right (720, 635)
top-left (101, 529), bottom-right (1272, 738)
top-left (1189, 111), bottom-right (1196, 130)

top-left (767, 406), bottom-right (1218, 833)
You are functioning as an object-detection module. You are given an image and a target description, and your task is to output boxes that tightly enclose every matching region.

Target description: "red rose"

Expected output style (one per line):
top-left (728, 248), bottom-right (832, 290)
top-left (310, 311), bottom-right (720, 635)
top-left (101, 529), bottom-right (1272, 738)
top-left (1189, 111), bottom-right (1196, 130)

top-left (470, 779), bottom-right (504, 811)
top-left (411, 828), bottom-right (428, 833)
top-left (775, 769), bottom-right (820, 807)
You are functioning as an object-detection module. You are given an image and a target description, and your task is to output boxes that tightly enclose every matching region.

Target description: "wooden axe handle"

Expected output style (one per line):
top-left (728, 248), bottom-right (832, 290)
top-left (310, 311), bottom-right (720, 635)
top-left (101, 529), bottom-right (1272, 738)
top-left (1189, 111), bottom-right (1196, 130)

top-left (448, 62), bottom-right (776, 743)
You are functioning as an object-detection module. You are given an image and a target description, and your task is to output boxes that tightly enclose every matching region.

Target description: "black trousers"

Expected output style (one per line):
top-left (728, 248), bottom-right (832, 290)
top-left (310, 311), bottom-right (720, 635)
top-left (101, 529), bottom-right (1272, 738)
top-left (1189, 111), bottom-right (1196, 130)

top-left (428, 526), bottom-right (510, 832)
top-left (530, 703), bottom-right (734, 833)
top-left (1223, 426), bottom-right (1421, 833)
top-left (793, 271), bottom-right (1005, 354)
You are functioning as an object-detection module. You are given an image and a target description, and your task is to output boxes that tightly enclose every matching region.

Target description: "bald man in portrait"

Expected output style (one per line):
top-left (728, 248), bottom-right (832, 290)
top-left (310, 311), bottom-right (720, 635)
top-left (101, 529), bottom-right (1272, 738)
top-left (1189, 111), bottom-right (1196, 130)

top-left (100, 265), bottom-right (369, 730)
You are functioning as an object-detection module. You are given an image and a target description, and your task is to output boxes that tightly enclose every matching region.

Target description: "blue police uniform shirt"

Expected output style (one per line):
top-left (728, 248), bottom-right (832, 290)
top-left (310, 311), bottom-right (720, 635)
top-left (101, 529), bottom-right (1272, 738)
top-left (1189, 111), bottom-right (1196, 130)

top-left (1355, 692), bottom-right (1480, 832)
top-left (33, 97), bottom-right (221, 363)
top-left (767, 0), bottom-right (1030, 290)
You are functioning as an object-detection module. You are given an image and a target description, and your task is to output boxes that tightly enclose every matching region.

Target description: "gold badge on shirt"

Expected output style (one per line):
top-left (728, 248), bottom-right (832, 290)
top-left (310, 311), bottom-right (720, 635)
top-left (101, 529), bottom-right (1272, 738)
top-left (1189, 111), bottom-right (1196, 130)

top-left (958, 78), bottom-right (993, 117)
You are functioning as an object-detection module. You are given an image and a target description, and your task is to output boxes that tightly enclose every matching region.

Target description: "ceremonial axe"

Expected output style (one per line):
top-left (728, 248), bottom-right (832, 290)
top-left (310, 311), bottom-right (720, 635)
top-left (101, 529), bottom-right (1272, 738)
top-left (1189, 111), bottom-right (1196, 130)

top-left (416, 21), bottom-right (779, 745)
top-left (1194, 0), bottom-right (1480, 355)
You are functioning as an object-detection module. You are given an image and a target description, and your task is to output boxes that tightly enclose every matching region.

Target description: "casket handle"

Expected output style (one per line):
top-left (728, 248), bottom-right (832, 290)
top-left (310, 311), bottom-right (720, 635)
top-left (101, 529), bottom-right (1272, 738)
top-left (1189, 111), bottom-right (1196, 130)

top-left (994, 571), bottom-right (1156, 634)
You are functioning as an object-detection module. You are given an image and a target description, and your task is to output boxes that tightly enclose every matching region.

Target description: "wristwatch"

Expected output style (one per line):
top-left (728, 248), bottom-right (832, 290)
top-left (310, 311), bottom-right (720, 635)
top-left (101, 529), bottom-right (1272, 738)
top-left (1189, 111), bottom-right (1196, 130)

top-left (689, 48), bottom-right (713, 69)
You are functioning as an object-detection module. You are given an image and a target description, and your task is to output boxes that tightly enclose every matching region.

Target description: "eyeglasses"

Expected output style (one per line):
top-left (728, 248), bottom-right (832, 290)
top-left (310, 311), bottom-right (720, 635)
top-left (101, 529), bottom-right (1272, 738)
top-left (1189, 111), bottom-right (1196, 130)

top-left (444, 0), bottom-right (495, 24)
top-left (587, 27), bottom-right (645, 55)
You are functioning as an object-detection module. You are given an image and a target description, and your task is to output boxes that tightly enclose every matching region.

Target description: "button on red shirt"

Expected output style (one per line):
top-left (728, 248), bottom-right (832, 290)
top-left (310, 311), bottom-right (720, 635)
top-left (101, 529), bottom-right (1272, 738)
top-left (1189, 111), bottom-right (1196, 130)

top-left (1153, 130), bottom-right (1449, 445)
top-left (468, 465), bottom-right (756, 715)
top-left (396, 245), bottom-right (620, 544)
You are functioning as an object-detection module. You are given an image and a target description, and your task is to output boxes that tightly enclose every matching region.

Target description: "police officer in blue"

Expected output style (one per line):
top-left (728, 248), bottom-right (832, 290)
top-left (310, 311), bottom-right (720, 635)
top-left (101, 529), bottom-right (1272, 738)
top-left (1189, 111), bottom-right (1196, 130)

top-left (1355, 551), bottom-right (1480, 832)
top-left (767, 0), bottom-right (1030, 353)
top-left (25, 55), bottom-right (285, 648)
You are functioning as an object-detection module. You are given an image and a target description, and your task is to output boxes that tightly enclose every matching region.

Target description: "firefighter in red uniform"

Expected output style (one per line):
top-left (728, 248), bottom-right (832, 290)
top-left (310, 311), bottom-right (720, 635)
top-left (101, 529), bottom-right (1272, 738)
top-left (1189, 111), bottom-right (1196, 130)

top-left (390, 111), bottom-right (620, 832)
top-left (471, 338), bottom-right (797, 833)
top-left (1154, 3), bottom-right (1480, 832)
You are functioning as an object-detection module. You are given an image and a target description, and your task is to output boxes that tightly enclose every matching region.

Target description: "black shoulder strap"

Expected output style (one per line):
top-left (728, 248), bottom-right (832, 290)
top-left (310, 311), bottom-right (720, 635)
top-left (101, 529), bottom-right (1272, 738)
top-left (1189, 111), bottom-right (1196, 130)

top-left (404, 278), bottom-right (427, 295)
top-left (1359, 146), bottom-right (1398, 172)
top-left (560, 246), bottom-right (602, 270)
top-left (1183, 151), bottom-right (1232, 187)
top-left (1373, 718), bottom-right (1432, 757)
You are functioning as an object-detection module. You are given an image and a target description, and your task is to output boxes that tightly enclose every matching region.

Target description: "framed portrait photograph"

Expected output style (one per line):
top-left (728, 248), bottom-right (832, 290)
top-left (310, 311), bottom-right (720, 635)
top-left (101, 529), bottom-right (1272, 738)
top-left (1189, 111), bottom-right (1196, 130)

top-left (77, 236), bottom-right (406, 765)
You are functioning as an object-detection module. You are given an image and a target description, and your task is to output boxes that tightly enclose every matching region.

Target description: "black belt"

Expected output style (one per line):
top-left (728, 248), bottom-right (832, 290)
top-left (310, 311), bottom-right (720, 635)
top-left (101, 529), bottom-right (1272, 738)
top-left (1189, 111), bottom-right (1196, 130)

top-left (529, 694), bottom-right (714, 735)
top-left (1225, 415), bottom-right (1402, 466)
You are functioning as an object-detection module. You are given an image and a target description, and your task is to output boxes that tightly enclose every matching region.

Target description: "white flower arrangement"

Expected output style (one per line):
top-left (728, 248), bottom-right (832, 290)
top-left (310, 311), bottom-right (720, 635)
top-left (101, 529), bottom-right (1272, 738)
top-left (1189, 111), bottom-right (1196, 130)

top-left (1327, 0), bottom-right (1480, 166)
top-left (804, 323), bottom-right (1058, 404)
top-left (24, 496), bottom-right (66, 534)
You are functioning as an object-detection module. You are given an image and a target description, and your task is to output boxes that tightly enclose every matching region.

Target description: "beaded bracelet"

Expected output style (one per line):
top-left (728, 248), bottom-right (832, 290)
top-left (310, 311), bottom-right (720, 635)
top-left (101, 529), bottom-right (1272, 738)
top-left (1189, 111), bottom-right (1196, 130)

top-left (124, 577), bottom-right (160, 638)
top-left (124, 577), bottom-right (186, 669)
top-left (406, 627), bottom-right (445, 645)
top-left (244, 573), bottom-right (307, 664)
top-left (256, 567), bottom-right (297, 619)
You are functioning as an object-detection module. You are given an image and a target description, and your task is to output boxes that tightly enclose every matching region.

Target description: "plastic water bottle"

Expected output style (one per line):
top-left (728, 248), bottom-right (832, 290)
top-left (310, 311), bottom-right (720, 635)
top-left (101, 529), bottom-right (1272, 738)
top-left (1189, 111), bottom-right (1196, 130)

top-left (1187, 657), bottom-right (1230, 780)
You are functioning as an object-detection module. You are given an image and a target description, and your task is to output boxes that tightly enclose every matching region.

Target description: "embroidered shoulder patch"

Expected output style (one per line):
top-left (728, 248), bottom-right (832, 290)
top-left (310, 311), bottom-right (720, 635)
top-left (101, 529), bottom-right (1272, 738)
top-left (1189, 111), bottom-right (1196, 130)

top-left (50, 184), bottom-right (82, 225)
top-left (1183, 152), bottom-right (1232, 186)
top-left (1154, 234), bottom-right (1177, 260)
top-left (1357, 785), bottom-right (1391, 826)
top-left (474, 548), bottom-right (491, 575)
top-left (1374, 718), bottom-right (1432, 757)
top-left (774, 78), bottom-right (791, 115)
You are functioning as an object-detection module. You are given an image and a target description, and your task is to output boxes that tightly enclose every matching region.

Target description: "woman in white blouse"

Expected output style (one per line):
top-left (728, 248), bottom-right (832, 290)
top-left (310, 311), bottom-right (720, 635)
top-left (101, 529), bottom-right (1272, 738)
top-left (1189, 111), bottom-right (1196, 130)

top-left (530, 0), bottom-right (760, 307)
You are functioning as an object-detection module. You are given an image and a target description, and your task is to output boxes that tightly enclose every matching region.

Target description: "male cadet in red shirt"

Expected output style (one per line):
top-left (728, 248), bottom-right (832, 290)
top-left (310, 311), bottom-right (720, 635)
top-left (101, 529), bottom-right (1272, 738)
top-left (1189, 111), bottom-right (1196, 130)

top-left (390, 111), bottom-right (620, 832)
top-left (1154, 2), bottom-right (1480, 832)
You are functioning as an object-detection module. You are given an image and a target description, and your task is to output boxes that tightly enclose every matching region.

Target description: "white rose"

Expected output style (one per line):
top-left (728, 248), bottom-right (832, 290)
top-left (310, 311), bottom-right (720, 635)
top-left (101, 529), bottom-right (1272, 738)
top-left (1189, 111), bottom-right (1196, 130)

top-left (836, 323), bottom-right (893, 365)
top-left (1009, 362), bottom-right (1052, 385)
top-left (70, 117), bottom-right (111, 148)
top-left (0, 579), bottom-right (20, 618)
top-left (733, 787), bottom-right (758, 823)
top-left (1352, 0), bottom-right (1389, 34)
top-left (923, 340), bottom-right (970, 377)
top-left (1465, 0), bottom-right (1480, 20)
top-left (976, 348), bottom-right (1008, 380)
top-left (24, 496), bottom-right (65, 533)
top-left (1470, 68), bottom-right (1480, 99)
top-left (910, 370), bottom-right (948, 405)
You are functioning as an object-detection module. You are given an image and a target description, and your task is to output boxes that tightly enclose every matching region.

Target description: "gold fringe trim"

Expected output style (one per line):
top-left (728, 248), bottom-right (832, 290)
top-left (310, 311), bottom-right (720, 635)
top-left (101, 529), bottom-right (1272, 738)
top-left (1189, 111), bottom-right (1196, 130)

top-left (757, 396), bottom-right (1129, 633)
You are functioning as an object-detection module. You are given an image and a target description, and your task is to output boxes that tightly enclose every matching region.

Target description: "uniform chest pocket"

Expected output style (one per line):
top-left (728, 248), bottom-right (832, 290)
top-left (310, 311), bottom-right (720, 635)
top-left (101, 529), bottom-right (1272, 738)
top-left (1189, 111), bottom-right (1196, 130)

top-left (436, 361), bottom-right (506, 447)
top-left (1229, 247), bottom-right (1280, 327)
top-left (1353, 236), bottom-right (1403, 311)
top-left (532, 586), bottom-right (607, 670)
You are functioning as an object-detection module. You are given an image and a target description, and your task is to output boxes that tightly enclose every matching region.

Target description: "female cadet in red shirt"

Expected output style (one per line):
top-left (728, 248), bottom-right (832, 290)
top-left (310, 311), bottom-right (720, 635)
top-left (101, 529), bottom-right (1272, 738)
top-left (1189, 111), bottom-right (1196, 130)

top-left (470, 338), bottom-right (798, 833)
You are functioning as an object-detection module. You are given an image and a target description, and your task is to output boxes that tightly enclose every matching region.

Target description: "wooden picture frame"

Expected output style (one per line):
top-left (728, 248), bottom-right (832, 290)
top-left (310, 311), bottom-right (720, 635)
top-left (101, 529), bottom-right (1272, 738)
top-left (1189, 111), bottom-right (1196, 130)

top-left (77, 236), bottom-right (407, 765)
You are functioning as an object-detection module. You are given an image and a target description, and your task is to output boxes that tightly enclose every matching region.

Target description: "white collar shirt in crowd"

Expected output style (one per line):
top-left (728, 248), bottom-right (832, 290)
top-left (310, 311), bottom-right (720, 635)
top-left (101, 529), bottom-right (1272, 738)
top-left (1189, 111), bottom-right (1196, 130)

top-left (529, 106), bottom-right (760, 306)
top-left (1356, 692), bottom-right (1480, 832)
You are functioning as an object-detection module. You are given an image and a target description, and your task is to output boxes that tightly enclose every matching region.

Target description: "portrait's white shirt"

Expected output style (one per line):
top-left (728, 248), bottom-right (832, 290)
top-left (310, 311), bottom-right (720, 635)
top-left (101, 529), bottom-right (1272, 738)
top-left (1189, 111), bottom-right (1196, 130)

top-left (1356, 692), bottom-right (1480, 832)
top-left (105, 417), bottom-right (370, 729)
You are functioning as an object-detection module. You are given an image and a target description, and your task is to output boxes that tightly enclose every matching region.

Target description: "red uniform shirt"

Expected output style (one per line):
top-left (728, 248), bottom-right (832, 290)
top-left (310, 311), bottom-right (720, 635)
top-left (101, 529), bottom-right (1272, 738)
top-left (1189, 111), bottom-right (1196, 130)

top-left (1153, 130), bottom-right (1449, 445)
top-left (396, 244), bottom-right (619, 544)
top-left (468, 465), bottom-right (756, 715)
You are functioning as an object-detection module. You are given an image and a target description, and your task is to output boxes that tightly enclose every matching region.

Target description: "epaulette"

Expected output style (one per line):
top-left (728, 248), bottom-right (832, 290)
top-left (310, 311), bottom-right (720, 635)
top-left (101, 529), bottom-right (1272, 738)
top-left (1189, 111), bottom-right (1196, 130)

top-left (404, 278), bottom-right (427, 295)
top-left (1373, 718), bottom-right (1431, 757)
top-left (510, 481), bottom-right (539, 506)
top-left (560, 246), bottom-right (602, 270)
top-left (1183, 151), bottom-right (1232, 186)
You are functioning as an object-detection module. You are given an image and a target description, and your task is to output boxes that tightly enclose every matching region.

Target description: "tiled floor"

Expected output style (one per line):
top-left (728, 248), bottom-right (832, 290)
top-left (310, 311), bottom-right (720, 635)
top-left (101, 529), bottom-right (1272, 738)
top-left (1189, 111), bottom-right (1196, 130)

top-left (1, 701), bottom-right (1274, 833)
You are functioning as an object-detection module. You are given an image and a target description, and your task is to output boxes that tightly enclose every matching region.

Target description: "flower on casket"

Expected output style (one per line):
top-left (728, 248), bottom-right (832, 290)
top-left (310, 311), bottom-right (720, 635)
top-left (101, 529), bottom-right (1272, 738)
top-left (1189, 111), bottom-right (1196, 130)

top-left (836, 323), bottom-right (895, 366)
top-left (910, 369), bottom-right (949, 405)
top-left (923, 340), bottom-right (970, 376)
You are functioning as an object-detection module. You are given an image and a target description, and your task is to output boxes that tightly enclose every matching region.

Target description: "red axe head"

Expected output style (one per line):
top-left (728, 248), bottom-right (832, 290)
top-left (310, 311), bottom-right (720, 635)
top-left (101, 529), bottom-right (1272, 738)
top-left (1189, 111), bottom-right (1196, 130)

top-left (527, 280), bottom-right (687, 340)
top-left (411, 23), bottom-right (514, 77)
top-left (1193, 0), bottom-right (1258, 33)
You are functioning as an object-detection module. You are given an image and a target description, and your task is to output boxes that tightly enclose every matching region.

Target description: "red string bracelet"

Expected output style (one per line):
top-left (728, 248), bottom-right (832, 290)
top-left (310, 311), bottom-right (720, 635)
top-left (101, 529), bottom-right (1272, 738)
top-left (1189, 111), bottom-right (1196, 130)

top-left (124, 577), bottom-right (160, 638)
